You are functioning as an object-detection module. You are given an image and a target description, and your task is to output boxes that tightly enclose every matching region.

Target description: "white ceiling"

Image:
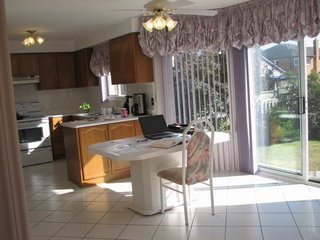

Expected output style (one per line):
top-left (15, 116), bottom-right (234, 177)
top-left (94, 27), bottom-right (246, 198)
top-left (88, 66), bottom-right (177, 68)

top-left (5, 0), bottom-right (249, 42)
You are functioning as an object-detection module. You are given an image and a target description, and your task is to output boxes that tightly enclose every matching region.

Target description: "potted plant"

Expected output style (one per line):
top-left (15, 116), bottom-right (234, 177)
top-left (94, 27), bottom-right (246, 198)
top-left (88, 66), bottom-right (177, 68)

top-left (79, 102), bottom-right (91, 113)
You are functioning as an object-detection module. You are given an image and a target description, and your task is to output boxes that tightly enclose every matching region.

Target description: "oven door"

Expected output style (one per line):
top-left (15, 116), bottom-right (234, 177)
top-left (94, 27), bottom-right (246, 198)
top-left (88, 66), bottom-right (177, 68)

top-left (17, 119), bottom-right (53, 166)
top-left (18, 120), bottom-right (51, 150)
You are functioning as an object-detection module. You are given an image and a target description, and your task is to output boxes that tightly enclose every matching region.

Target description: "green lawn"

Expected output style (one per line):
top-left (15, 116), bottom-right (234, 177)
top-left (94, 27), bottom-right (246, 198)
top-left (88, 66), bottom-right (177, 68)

top-left (309, 140), bottom-right (320, 172)
top-left (257, 140), bottom-right (320, 173)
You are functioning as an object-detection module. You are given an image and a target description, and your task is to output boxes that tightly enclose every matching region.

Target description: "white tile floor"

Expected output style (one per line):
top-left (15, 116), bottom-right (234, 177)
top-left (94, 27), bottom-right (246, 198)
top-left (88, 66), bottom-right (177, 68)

top-left (23, 160), bottom-right (320, 240)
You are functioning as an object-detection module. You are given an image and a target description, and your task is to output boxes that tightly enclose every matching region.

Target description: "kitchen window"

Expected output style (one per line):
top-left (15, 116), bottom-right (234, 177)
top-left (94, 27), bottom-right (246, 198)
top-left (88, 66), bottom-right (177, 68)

top-left (100, 73), bottom-right (126, 102)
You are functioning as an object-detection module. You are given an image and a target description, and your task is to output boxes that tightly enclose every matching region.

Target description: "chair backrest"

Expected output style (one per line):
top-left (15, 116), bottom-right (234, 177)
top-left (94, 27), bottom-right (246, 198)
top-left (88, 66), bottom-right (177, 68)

top-left (185, 130), bottom-right (211, 184)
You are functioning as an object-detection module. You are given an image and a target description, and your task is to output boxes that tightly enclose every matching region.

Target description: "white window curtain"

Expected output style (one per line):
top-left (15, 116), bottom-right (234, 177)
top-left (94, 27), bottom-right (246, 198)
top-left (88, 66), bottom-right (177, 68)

top-left (172, 51), bottom-right (230, 130)
top-left (90, 42), bottom-right (110, 77)
top-left (0, 0), bottom-right (30, 237)
top-left (161, 50), bottom-right (239, 171)
top-left (90, 43), bottom-right (126, 101)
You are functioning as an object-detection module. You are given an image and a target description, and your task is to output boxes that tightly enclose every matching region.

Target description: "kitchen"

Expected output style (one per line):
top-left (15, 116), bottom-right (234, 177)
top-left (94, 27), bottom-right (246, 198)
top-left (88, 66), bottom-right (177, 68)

top-left (7, 0), bottom-right (187, 175)
top-left (12, 32), bottom-right (155, 167)
top-left (0, 0), bottom-right (319, 239)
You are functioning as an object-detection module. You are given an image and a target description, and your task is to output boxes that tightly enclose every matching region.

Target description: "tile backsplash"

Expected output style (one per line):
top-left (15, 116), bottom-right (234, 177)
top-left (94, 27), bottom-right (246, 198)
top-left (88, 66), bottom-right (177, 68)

top-left (13, 82), bottom-right (154, 115)
top-left (14, 84), bottom-right (104, 115)
top-left (126, 82), bottom-right (155, 114)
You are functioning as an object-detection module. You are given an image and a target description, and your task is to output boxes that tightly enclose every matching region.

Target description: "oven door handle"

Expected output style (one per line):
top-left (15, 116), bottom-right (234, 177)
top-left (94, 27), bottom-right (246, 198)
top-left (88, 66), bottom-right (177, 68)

top-left (20, 146), bottom-right (52, 152)
top-left (18, 125), bottom-right (43, 130)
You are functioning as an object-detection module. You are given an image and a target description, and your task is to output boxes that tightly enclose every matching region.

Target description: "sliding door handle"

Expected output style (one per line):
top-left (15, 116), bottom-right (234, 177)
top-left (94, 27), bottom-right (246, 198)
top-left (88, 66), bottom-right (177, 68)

top-left (298, 97), bottom-right (305, 114)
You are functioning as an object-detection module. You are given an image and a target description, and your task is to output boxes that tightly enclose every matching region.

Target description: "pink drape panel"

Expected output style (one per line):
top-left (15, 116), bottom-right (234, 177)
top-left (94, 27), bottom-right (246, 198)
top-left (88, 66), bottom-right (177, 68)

top-left (138, 0), bottom-right (320, 57)
top-left (0, 0), bottom-right (30, 239)
top-left (90, 42), bottom-right (110, 77)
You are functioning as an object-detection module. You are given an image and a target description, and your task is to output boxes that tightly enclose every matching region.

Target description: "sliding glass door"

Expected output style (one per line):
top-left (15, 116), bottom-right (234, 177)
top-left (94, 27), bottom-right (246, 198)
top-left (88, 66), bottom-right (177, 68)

top-left (249, 41), bottom-right (305, 175)
top-left (307, 36), bottom-right (320, 181)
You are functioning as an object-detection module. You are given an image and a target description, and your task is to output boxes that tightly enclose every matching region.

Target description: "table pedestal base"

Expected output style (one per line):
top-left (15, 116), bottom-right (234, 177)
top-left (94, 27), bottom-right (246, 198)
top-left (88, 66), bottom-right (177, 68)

top-left (129, 151), bottom-right (182, 215)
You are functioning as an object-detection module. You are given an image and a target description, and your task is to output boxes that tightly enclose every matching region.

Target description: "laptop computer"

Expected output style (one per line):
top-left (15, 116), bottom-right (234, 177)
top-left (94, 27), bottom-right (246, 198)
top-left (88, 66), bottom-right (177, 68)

top-left (138, 115), bottom-right (179, 140)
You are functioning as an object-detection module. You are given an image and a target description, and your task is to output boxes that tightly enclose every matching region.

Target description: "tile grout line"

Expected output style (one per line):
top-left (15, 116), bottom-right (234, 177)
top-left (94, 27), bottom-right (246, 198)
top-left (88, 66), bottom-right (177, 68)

top-left (254, 183), bottom-right (265, 240)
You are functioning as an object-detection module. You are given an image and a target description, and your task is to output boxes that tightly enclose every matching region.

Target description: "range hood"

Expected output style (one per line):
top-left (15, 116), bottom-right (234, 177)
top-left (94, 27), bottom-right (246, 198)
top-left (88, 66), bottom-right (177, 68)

top-left (13, 75), bottom-right (40, 85)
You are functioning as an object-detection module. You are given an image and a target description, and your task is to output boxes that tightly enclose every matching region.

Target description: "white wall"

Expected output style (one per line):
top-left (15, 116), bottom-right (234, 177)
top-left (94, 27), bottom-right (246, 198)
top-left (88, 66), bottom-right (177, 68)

top-left (74, 18), bottom-right (139, 50)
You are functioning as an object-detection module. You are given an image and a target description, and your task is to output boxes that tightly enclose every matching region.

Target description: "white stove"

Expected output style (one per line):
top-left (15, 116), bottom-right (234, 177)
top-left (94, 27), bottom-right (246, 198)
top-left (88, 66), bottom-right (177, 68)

top-left (16, 101), bottom-right (53, 167)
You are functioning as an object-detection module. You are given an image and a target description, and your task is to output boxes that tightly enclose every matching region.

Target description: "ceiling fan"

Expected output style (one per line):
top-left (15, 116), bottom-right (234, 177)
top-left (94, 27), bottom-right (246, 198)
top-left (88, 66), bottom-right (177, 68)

top-left (111, 0), bottom-right (217, 32)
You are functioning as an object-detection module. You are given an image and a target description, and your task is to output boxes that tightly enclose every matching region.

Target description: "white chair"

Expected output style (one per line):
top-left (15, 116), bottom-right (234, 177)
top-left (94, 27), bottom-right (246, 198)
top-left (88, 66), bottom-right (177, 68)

top-left (157, 118), bottom-right (215, 225)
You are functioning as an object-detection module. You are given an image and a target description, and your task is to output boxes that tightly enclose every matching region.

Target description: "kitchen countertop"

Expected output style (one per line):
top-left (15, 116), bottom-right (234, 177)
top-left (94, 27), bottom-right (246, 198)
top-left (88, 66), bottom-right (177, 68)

top-left (45, 112), bottom-right (95, 118)
top-left (61, 116), bottom-right (139, 128)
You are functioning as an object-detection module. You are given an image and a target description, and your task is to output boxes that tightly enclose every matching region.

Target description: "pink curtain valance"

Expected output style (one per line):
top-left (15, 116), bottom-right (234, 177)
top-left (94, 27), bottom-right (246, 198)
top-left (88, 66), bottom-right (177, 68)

top-left (90, 42), bottom-right (110, 77)
top-left (138, 0), bottom-right (320, 57)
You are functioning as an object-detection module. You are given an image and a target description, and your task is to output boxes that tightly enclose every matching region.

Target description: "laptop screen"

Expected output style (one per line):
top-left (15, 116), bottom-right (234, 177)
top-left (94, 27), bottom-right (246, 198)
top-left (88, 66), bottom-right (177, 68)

top-left (138, 115), bottom-right (169, 136)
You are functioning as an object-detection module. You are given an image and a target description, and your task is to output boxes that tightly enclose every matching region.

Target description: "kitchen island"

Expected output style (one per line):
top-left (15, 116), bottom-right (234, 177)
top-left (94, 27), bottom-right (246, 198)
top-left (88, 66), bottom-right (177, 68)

top-left (62, 116), bottom-right (142, 187)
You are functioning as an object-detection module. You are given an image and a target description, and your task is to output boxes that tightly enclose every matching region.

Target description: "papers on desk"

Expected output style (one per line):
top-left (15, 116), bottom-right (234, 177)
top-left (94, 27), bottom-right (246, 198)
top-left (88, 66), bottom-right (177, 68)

top-left (113, 144), bottom-right (142, 155)
top-left (149, 135), bottom-right (188, 149)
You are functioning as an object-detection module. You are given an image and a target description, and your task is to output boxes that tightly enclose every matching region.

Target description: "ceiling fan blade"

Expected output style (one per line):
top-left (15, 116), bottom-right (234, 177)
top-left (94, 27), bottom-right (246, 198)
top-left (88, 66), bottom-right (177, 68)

top-left (163, 0), bottom-right (194, 9)
top-left (174, 9), bottom-right (217, 16)
top-left (107, 9), bottom-right (144, 12)
top-left (144, 0), bottom-right (193, 11)
top-left (144, 0), bottom-right (165, 10)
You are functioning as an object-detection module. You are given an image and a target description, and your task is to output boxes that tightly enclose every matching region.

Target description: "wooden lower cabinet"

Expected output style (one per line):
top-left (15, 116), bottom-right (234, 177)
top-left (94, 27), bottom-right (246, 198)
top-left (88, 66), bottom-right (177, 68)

top-left (50, 116), bottom-right (70, 159)
top-left (64, 120), bottom-right (141, 187)
top-left (134, 120), bottom-right (143, 136)
top-left (108, 121), bottom-right (135, 175)
top-left (78, 125), bottom-right (109, 181)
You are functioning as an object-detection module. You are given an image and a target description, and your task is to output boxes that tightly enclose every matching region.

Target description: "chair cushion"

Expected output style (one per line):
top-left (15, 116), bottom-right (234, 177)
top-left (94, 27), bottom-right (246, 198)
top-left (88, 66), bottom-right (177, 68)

top-left (157, 167), bottom-right (184, 184)
top-left (157, 131), bottom-right (211, 185)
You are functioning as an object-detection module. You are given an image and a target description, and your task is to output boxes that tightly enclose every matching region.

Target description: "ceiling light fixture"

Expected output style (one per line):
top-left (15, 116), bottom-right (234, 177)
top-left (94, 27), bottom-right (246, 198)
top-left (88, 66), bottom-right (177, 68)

top-left (143, 10), bottom-right (177, 32)
top-left (22, 30), bottom-right (45, 46)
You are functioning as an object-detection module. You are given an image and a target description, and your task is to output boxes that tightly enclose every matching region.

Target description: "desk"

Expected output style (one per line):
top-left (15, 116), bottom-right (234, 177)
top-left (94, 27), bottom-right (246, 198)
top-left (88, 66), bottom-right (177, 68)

top-left (89, 132), bottom-right (229, 215)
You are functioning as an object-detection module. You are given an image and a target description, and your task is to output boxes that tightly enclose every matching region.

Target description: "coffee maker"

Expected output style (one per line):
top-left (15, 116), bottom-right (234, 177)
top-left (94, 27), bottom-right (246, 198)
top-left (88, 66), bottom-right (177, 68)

top-left (132, 93), bottom-right (146, 116)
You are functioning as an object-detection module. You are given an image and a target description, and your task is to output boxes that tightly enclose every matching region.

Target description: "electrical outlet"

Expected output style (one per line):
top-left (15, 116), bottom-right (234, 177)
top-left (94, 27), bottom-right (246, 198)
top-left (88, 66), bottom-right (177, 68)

top-left (151, 98), bottom-right (154, 106)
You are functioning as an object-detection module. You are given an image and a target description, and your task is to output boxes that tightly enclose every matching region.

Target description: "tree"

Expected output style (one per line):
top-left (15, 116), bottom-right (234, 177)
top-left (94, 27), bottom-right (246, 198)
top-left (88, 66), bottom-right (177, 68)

top-left (271, 70), bottom-right (320, 140)
top-left (308, 71), bottom-right (320, 139)
top-left (268, 71), bottom-right (300, 143)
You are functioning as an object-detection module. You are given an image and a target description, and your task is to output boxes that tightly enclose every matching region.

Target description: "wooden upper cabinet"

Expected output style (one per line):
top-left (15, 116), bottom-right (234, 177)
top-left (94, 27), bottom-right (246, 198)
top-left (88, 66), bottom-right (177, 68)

top-left (109, 33), bottom-right (154, 84)
top-left (10, 55), bottom-right (20, 76)
top-left (39, 53), bottom-right (76, 90)
top-left (10, 54), bottom-right (39, 77)
top-left (57, 53), bottom-right (76, 88)
top-left (109, 40), bottom-right (123, 84)
top-left (39, 54), bottom-right (59, 90)
top-left (74, 48), bottom-right (98, 87)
